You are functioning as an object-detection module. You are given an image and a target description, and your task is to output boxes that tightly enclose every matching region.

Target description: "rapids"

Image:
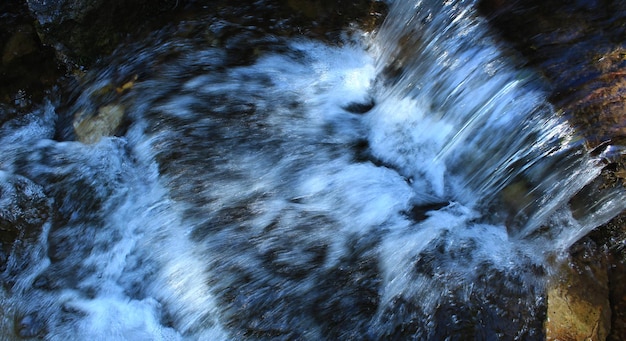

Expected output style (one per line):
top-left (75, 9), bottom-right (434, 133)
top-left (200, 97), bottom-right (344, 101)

top-left (0, 0), bottom-right (624, 339)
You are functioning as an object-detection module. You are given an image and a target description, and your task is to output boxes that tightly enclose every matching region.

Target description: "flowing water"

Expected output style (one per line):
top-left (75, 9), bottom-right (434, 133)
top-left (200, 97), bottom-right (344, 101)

top-left (1, 0), bottom-right (625, 339)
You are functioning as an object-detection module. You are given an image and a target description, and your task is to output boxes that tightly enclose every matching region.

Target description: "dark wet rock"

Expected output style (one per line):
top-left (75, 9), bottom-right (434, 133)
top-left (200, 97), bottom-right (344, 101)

top-left (608, 247), bottom-right (626, 341)
top-left (26, 0), bottom-right (109, 25)
top-left (2, 25), bottom-right (38, 65)
top-left (343, 98), bottom-right (376, 114)
top-left (0, 1), bottom-right (62, 106)
top-left (23, 0), bottom-right (386, 71)
top-left (405, 202), bottom-right (450, 222)
top-left (0, 171), bottom-right (53, 287)
top-left (0, 172), bottom-right (51, 254)
top-left (281, 0), bottom-right (387, 36)
top-left (479, 0), bottom-right (626, 147)
top-left (25, 0), bottom-right (181, 65)
top-left (1, 0), bottom-right (386, 112)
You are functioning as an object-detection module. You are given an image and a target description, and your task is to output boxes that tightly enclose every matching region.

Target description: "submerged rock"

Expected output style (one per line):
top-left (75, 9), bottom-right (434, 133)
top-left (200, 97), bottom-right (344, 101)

top-left (0, 171), bottom-right (52, 273)
top-left (73, 104), bottom-right (126, 144)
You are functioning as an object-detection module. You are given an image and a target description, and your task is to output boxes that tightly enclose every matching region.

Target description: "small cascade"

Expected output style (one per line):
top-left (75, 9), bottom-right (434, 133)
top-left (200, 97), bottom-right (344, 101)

top-left (369, 0), bottom-right (626, 241)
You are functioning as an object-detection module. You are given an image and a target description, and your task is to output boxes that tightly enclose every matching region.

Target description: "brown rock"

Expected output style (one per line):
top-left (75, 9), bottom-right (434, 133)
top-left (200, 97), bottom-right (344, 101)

top-left (73, 104), bottom-right (125, 144)
top-left (546, 241), bottom-right (611, 341)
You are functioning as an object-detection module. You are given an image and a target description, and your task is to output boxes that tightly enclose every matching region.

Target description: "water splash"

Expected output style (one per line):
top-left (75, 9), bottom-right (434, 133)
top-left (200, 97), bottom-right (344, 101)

top-left (0, 0), bottom-right (624, 339)
top-left (370, 0), bottom-right (626, 240)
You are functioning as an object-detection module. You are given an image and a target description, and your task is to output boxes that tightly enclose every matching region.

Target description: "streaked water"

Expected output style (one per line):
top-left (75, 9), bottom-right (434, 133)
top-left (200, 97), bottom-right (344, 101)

top-left (1, 0), bottom-right (624, 339)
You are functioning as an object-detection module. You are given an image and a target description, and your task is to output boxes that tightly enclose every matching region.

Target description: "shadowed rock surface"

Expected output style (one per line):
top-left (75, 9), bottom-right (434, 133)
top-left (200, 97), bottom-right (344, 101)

top-left (0, 1), bottom-right (61, 106)
top-left (0, 172), bottom-right (52, 279)
top-left (479, 0), bottom-right (626, 146)
top-left (24, 0), bottom-right (386, 67)
top-left (480, 1), bottom-right (626, 339)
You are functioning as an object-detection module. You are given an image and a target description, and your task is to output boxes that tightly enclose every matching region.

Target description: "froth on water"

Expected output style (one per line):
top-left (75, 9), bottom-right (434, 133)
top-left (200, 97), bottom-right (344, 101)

top-left (0, 0), bottom-right (624, 339)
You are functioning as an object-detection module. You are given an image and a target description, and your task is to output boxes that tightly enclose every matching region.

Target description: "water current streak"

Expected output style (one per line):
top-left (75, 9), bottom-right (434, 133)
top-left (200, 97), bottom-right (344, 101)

top-left (372, 0), bottom-right (626, 238)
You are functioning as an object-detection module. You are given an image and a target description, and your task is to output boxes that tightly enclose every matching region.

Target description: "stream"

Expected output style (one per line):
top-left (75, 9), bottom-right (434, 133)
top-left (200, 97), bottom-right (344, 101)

top-left (1, 0), bottom-right (625, 339)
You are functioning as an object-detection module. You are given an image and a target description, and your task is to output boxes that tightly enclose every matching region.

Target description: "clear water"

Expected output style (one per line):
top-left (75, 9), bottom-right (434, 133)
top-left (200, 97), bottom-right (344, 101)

top-left (1, 0), bottom-right (624, 339)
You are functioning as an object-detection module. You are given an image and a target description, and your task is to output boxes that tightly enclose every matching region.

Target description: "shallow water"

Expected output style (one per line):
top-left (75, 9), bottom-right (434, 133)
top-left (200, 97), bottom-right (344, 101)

top-left (0, 0), bottom-right (624, 339)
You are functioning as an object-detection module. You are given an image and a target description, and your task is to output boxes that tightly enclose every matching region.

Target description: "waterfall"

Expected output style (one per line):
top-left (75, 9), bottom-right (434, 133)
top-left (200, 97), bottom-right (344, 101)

top-left (371, 0), bottom-right (626, 240)
top-left (0, 0), bottom-right (624, 339)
